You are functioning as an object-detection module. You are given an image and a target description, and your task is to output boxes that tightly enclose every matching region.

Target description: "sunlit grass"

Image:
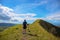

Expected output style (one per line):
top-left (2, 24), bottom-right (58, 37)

top-left (0, 20), bottom-right (60, 40)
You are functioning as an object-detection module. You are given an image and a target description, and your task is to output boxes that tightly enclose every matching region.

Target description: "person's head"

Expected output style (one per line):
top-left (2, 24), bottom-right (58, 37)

top-left (24, 19), bottom-right (26, 22)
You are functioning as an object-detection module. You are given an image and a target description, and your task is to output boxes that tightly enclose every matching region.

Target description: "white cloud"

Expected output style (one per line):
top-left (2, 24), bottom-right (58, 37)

top-left (0, 4), bottom-right (13, 12)
top-left (0, 4), bottom-right (38, 23)
top-left (44, 11), bottom-right (60, 20)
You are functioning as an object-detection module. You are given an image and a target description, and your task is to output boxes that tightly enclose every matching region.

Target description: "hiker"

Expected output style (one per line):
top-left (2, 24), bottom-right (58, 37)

top-left (23, 20), bottom-right (27, 34)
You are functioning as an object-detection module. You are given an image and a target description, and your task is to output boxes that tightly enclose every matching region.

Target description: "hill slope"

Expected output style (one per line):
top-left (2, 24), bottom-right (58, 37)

top-left (0, 23), bottom-right (16, 32)
top-left (0, 19), bottom-right (60, 40)
top-left (37, 19), bottom-right (60, 37)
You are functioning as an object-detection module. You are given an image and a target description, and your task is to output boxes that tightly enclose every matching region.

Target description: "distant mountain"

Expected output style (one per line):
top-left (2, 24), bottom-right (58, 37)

top-left (0, 23), bottom-right (16, 32)
top-left (0, 23), bottom-right (16, 27)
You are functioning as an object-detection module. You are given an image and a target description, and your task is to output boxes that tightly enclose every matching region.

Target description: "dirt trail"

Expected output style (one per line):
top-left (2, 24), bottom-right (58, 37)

top-left (21, 31), bottom-right (30, 40)
top-left (21, 31), bottom-right (38, 40)
top-left (21, 34), bottom-right (28, 40)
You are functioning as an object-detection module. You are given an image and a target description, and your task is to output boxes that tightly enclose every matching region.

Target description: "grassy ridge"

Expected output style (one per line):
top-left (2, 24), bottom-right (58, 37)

top-left (0, 19), bottom-right (60, 40)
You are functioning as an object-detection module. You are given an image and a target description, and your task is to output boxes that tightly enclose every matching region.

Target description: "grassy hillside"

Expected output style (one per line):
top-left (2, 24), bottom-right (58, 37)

top-left (0, 19), bottom-right (60, 40)
top-left (38, 19), bottom-right (60, 37)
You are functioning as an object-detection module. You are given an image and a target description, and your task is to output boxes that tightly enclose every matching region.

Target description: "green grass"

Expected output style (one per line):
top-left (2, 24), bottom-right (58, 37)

top-left (0, 28), bottom-right (3, 31)
top-left (0, 19), bottom-right (60, 40)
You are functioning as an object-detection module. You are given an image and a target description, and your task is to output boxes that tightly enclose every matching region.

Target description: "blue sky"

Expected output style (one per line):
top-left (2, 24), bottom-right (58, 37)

top-left (0, 0), bottom-right (60, 26)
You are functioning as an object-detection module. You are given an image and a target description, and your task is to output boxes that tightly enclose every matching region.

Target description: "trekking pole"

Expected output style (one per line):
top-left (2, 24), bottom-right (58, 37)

top-left (27, 24), bottom-right (30, 32)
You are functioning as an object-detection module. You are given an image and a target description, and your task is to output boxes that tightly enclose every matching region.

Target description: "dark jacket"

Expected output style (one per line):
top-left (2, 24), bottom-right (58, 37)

top-left (23, 21), bottom-right (27, 29)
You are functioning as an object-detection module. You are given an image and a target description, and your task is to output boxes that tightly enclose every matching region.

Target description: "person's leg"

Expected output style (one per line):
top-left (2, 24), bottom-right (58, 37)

top-left (23, 29), bottom-right (26, 34)
top-left (24, 29), bottom-right (26, 33)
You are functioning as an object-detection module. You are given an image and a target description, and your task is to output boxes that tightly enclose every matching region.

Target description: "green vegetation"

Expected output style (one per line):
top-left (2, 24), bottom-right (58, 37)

top-left (0, 19), bottom-right (60, 40)
top-left (0, 27), bottom-right (4, 32)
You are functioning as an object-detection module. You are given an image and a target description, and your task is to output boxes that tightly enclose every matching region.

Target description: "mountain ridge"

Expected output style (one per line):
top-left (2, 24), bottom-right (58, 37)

top-left (34, 19), bottom-right (60, 37)
top-left (0, 19), bottom-right (60, 40)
